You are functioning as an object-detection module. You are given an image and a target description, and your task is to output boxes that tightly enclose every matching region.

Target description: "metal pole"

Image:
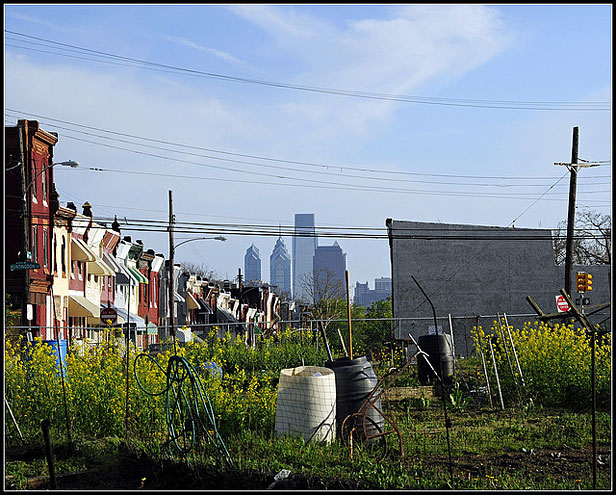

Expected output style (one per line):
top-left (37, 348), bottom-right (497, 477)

top-left (564, 126), bottom-right (579, 296)
top-left (479, 347), bottom-right (494, 408)
top-left (168, 190), bottom-right (176, 350)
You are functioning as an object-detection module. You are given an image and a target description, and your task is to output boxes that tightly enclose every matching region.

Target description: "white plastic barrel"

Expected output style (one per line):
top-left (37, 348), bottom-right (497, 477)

top-left (274, 365), bottom-right (336, 443)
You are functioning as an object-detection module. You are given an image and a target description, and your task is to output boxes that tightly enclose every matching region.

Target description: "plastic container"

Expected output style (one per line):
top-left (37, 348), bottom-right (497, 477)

top-left (417, 334), bottom-right (454, 385)
top-left (324, 356), bottom-right (384, 435)
top-left (24, 339), bottom-right (68, 375)
top-left (274, 366), bottom-right (336, 443)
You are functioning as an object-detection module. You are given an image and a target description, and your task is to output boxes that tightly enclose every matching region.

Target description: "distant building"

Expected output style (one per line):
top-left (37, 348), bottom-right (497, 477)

top-left (270, 236), bottom-right (291, 296)
top-left (313, 241), bottom-right (347, 300)
top-left (244, 244), bottom-right (261, 283)
top-left (293, 214), bottom-right (317, 301)
top-left (354, 277), bottom-right (392, 306)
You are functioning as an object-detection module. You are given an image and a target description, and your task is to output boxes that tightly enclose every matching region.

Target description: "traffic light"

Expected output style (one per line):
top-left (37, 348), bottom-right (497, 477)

top-left (576, 272), bottom-right (593, 293)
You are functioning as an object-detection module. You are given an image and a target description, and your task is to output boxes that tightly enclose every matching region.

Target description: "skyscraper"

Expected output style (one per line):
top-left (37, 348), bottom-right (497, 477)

top-left (244, 244), bottom-right (261, 283)
top-left (293, 213), bottom-right (317, 301)
top-left (270, 236), bottom-right (291, 296)
top-left (313, 241), bottom-right (347, 301)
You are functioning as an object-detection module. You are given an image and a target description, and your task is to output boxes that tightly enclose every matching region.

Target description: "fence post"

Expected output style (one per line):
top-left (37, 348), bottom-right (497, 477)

top-left (41, 419), bottom-right (57, 489)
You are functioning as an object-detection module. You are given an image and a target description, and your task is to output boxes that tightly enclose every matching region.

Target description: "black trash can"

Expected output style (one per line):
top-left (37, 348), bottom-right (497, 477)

top-left (417, 334), bottom-right (454, 385)
top-left (324, 356), bottom-right (384, 434)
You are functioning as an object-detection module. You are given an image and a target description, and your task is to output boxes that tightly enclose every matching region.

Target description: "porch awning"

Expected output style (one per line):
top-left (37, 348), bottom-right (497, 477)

top-left (114, 307), bottom-right (146, 329)
top-left (186, 292), bottom-right (200, 310)
top-left (69, 295), bottom-right (100, 317)
top-left (127, 266), bottom-right (148, 284)
top-left (147, 322), bottom-right (158, 336)
top-left (88, 257), bottom-right (114, 276)
top-left (71, 237), bottom-right (96, 261)
top-left (197, 298), bottom-right (212, 314)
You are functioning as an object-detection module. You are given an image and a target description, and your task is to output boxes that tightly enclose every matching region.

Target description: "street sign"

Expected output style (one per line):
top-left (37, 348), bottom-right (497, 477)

top-left (10, 261), bottom-right (40, 271)
top-left (556, 295), bottom-right (570, 313)
top-left (100, 307), bottom-right (118, 325)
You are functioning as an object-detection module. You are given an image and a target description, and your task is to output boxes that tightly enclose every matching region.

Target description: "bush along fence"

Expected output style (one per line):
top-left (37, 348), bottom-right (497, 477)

top-left (471, 319), bottom-right (611, 410)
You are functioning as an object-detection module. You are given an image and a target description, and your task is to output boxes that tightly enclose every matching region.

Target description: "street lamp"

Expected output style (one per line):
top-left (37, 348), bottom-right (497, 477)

top-left (174, 236), bottom-right (227, 249)
top-left (24, 160), bottom-right (79, 197)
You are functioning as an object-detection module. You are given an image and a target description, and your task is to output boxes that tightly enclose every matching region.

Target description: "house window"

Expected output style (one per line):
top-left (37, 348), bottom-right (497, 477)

top-left (41, 165), bottom-right (47, 204)
top-left (31, 160), bottom-right (37, 199)
top-left (78, 261), bottom-right (82, 280)
top-left (53, 234), bottom-right (57, 273)
top-left (61, 236), bottom-right (66, 275)
top-left (31, 225), bottom-right (38, 262)
top-left (43, 228), bottom-right (48, 267)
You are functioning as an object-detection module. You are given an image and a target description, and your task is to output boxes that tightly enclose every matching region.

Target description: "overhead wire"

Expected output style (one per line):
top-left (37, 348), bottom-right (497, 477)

top-left (5, 30), bottom-right (611, 111)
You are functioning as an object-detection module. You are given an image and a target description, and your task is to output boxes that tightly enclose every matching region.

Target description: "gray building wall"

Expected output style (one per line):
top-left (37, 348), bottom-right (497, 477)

top-left (387, 219), bottom-right (611, 356)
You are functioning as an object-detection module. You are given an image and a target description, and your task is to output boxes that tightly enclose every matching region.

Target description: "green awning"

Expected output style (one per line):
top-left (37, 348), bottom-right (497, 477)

top-left (147, 322), bottom-right (158, 336)
top-left (127, 266), bottom-right (148, 284)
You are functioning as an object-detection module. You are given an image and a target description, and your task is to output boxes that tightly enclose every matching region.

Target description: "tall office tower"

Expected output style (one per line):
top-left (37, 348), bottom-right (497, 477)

top-left (313, 241), bottom-right (347, 301)
top-left (292, 213), bottom-right (317, 301)
top-left (244, 244), bottom-right (261, 283)
top-left (270, 236), bottom-right (291, 296)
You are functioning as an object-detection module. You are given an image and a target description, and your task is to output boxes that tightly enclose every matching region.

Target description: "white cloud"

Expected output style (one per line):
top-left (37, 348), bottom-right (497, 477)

top-left (163, 35), bottom-right (248, 68)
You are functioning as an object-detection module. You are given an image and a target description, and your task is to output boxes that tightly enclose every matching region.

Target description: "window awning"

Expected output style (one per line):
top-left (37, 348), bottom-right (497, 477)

top-left (69, 295), bottom-right (100, 317)
top-left (88, 257), bottom-right (114, 276)
top-left (71, 237), bottom-right (96, 261)
top-left (127, 266), bottom-right (148, 284)
top-left (186, 292), bottom-right (200, 310)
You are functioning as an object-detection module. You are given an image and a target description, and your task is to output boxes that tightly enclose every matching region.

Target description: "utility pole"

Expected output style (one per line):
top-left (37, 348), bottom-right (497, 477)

top-left (168, 190), bottom-right (175, 341)
top-left (555, 127), bottom-right (600, 296)
top-left (564, 126), bottom-right (579, 297)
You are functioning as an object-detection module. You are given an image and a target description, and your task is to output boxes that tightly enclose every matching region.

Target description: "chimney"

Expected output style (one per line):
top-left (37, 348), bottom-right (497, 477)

top-left (111, 215), bottom-right (121, 233)
top-left (66, 202), bottom-right (77, 211)
top-left (123, 236), bottom-right (132, 243)
top-left (82, 201), bottom-right (93, 242)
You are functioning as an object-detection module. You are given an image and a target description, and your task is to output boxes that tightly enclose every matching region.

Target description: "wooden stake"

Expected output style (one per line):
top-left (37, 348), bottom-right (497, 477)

top-left (345, 270), bottom-right (352, 360)
top-left (488, 339), bottom-right (505, 409)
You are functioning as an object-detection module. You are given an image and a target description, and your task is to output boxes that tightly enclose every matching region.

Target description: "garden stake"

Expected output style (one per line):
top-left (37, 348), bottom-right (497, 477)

top-left (478, 347), bottom-right (494, 408)
top-left (41, 419), bottom-right (57, 489)
top-left (50, 285), bottom-right (73, 448)
top-left (336, 328), bottom-right (348, 357)
top-left (503, 313), bottom-right (525, 388)
top-left (497, 313), bottom-right (521, 403)
top-left (4, 397), bottom-right (24, 442)
top-left (488, 339), bottom-right (505, 409)
top-left (318, 321), bottom-right (333, 362)
top-left (345, 270), bottom-right (353, 360)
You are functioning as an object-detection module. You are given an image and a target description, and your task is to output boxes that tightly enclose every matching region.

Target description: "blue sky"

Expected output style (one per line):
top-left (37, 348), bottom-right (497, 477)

top-left (4, 4), bottom-right (612, 293)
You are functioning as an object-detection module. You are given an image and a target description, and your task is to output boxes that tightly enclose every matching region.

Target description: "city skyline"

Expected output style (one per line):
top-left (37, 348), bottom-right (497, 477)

top-left (4, 5), bottom-right (610, 291)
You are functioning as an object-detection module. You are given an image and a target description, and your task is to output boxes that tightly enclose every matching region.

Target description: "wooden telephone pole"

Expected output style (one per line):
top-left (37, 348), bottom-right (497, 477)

top-left (555, 126), bottom-right (599, 296)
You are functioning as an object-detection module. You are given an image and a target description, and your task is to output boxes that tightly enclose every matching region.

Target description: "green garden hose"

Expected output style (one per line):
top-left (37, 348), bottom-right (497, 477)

top-left (134, 353), bottom-right (233, 466)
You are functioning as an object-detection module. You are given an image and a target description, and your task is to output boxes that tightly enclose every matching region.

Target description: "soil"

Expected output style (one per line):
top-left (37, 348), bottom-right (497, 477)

top-left (5, 443), bottom-right (610, 490)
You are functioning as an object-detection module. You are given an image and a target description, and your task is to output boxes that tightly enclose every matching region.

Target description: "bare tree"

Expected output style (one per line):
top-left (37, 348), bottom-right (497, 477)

top-left (553, 209), bottom-right (611, 265)
top-left (298, 268), bottom-right (346, 334)
top-left (177, 260), bottom-right (224, 282)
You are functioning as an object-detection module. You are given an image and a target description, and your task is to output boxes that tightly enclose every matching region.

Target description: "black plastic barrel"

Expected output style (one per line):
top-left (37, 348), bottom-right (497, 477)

top-left (417, 334), bottom-right (454, 385)
top-left (324, 356), bottom-right (384, 434)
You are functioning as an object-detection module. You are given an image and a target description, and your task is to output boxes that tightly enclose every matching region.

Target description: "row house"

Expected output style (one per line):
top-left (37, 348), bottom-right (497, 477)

top-left (5, 119), bottom-right (290, 350)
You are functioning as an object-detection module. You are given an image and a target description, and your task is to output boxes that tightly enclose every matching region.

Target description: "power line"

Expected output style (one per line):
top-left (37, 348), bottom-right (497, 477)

top-left (5, 30), bottom-right (611, 111)
top-left (7, 109), bottom-right (610, 182)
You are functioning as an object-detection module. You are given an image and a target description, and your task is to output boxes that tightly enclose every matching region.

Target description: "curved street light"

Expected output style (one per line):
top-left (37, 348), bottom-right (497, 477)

top-left (174, 236), bottom-right (227, 249)
top-left (24, 160), bottom-right (80, 197)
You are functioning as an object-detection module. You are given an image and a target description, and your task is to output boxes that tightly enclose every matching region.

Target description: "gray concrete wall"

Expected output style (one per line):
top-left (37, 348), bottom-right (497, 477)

top-left (387, 219), bottom-right (611, 356)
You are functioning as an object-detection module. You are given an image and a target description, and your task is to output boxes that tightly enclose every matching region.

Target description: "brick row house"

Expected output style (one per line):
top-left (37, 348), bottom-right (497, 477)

top-left (5, 119), bottom-right (284, 350)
